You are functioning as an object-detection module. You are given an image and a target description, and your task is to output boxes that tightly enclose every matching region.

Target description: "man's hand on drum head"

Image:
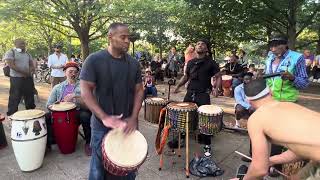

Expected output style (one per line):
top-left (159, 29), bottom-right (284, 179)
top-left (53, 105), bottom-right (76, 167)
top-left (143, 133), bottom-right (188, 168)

top-left (102, 114), bottom-right (126, 129)
top-left (123, 116), bottom-right (137, 134)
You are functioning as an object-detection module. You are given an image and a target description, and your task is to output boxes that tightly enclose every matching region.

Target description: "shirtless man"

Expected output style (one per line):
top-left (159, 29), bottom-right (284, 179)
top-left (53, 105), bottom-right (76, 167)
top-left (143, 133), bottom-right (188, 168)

top-left (234, 79), bottom-right (320, 180)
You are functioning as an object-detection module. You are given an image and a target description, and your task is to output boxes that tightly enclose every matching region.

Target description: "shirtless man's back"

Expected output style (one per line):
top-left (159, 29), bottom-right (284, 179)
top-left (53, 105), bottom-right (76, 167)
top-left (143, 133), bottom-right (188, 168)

top-left (249, 101), bottom-right (320, 161)
top-left (239, 79), bottom-right (320, 179)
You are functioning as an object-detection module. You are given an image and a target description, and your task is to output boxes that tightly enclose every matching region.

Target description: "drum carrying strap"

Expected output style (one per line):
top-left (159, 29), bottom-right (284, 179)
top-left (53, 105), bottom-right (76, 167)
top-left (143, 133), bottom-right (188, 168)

top-left (155, 108), bottom-right (170, 155)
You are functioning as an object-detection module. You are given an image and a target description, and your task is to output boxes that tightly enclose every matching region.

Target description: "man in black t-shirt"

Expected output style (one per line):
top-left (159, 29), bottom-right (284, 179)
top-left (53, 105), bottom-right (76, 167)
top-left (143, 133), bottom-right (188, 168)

top-left (223, 54), bottom-right (244, 96)
top-left (224, 54), bottom-right (243, 75)
top-left (174, 39), bottom-right (221, 157)
top-left (80, 23), bottom-right (143, 180)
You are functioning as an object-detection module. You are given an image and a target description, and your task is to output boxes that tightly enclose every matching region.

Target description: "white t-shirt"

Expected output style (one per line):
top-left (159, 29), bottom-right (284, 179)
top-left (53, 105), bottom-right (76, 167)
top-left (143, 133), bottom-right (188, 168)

top-left (48, 53), bottom-right (68, 77)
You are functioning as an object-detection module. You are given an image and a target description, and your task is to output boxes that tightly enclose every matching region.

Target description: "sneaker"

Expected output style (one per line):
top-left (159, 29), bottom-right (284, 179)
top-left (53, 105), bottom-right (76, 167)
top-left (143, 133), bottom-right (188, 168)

top-left (236, 164), bottom-right (248, 179)
top-left (317, 79), bottom-right (320, 83)
top-left (203, 145), bottom-right (212, 157)
top-left (309, 76), bottom-right (314, 81)
top-left (313, 79), bottom-right (318, 83)
top-left (268, 170), bottom-right (280, 177)
top-left (234, 124), bottom-right (241, 129)
top-left (84, 144), bottom-right (92, 156)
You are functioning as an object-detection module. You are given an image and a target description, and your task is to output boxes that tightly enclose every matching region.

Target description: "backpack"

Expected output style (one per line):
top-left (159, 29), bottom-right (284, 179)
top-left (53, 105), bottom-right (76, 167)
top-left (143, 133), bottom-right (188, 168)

top-left (3, 49), bottom-right (15, 77)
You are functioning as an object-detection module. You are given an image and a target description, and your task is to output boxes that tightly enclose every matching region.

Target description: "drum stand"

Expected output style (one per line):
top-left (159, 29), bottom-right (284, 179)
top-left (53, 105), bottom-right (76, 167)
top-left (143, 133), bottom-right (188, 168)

top-left (158, 112), bottom-right (190, 178)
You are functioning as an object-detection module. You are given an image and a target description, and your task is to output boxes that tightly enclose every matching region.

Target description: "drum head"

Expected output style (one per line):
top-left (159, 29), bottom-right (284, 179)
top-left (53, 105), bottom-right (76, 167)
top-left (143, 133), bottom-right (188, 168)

top-left (10, 109), bottom-right (45, 120)
top-left (222, 75), bottom-right (232, 80)
top-left (104, 129), bottom-right (148, 167)
top-left (145, 97), bottom-right (167, 105)
top-left (49, 102), bottom-right (76, 111)
top-left (198, 105), bottom-right (223, 115)
top-left (167, 102), bottom-right (197, 112)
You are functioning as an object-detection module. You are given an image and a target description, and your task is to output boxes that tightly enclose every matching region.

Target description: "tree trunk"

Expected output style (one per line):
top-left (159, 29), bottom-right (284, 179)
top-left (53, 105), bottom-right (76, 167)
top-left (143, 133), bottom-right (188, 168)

top-left (287, 0), bottom-right (297, 50)
top-left (80, 35), bottom-right (90, 60)
top-left (47, 37), bottom-right (53, 56)
top-left (317, 28), bottom-right (320, 55)
top-left (158, 26), bottom-right (163, 59)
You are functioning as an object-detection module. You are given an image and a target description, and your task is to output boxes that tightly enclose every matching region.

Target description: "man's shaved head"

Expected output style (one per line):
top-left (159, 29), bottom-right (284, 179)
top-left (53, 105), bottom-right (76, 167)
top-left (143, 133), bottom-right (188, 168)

top-left (107, 23), bottom-right (128, 35)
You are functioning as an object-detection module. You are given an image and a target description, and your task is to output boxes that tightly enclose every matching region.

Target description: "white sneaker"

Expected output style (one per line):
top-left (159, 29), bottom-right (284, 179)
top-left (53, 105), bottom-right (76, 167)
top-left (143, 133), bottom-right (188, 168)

top-left (309, 76), bottom-right (314, 81)
top-left (234, 124), bottom-right (240, 129)
top-left (313, 79), bottom-right (318, 83)
top-left (317, 79), bottom-right (320, 83)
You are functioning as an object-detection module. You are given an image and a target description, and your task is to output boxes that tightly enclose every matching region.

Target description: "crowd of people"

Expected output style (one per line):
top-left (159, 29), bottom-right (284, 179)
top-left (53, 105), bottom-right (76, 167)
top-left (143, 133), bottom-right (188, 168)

top-left (1, 22), bottom-right (319, 180)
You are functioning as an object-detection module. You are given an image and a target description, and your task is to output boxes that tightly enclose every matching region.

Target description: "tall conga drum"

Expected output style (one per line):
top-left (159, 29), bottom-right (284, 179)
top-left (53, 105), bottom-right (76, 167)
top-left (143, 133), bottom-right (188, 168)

top-left (102, 128), bottom-right (148, 176)
top-left (49, 102), bottom-right (79, 154)
top-left (145, 97), bottom-right (167, 124)
top-left (10, 109), bottom-right (47, 171)
top-left (167, 102), bottom-right (198, 132)
top-left (222, 75), bottom-right (233, 97)
top-left (0, 114), bottom-right (7, 149)
top-left (198, 105), bottom-right (223, 135)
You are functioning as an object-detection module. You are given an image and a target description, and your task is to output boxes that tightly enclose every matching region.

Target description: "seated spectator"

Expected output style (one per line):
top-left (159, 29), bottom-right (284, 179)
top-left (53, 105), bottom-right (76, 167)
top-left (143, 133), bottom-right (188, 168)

top-left (310, 54), bottom-right (320, 83)
top-left (149, 54), bottom-right (163, 81)
top-left (304, 49), bottom-right (314, 77)
top-left (45, 62), bottom-right (92, 156)
top-left (223, 54), bottom-right (244, 96)
top-left (143, 68), bottom-right (157, 99)
top-left (234, 72), bottom-right (255, 128)
top-left (248, 64), bottom-right (258, 79)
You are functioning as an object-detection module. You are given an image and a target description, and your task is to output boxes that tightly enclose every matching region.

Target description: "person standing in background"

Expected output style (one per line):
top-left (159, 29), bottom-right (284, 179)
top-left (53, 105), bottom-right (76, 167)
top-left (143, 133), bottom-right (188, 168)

top-left (48, 44), bottom-right (68, 88)
top-left (3, 39), bottom-right (36, 116)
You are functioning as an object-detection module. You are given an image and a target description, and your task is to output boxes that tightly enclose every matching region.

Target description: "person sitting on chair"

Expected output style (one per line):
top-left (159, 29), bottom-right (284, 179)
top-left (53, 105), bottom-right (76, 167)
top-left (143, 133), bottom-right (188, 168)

top-left (234, 72), bottom-right (255, 128)
top-left (223, 54), bottom-right (244, 96)
top-left (45, 62), bottom-right (92, 156)
top-left (144, 68), bottom-right (157, 99)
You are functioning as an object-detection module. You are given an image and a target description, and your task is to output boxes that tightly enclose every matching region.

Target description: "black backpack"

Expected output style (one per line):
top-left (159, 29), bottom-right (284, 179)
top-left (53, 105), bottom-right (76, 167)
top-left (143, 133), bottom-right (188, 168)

top-left (3, 49), bottom-right (15, 77)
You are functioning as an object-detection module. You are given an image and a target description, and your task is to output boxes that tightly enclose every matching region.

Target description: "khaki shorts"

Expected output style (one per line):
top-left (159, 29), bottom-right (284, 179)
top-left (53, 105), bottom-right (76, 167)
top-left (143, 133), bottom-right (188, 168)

top-left (297, 162), bottom-right (320, 180)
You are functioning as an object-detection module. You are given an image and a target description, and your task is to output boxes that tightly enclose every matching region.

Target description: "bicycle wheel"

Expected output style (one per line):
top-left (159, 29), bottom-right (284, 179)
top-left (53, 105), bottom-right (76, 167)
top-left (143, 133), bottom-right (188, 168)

top-left (35, 70), bottom-right (42, 83)
top-left (45, 71), bottom-right (51, 84)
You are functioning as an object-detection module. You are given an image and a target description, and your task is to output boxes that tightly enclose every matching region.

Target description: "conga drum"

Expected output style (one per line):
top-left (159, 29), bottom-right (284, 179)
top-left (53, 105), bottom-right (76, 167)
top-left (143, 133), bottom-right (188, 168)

top-left (0, 114), bottom-right (7, 149)
top-left (49, 102), bottom-right (79, 154)
top-left (145, 97), bottom-right (167, 124)
top-left (102, 128), bottom-right (148, 176)
top-left (222, 75), bottom-right (233, 97)
top-left (167, 102), bottom-right (198, 132)
top-left (198, 105), bottom-right (223, 135)
top-left (10, 109), bottom-right (47, 171)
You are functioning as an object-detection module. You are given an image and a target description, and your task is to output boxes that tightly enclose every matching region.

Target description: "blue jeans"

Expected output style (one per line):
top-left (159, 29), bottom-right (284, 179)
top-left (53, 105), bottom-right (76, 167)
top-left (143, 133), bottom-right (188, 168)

top-left (144, 86), bottom-right (157, 99)
top-left (89, 129), bottom-right (136, 180)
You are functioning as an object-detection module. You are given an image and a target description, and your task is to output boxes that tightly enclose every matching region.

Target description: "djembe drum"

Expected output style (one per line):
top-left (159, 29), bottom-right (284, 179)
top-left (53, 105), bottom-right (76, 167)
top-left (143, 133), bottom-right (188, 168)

top-left (102, 128), bottom-right (148, 176)
top-left (222, 75), bottom-right (233, 97)
top-left (145, 97), bottom-right (167, 124)
top-left (167, 102), bottom-right (198, 132)
top-left (10, 109), bottom-right (47, 171)
top-left (49, 102), bottom-right (79, 154)
top-left (198, 105), bottom-right (223, 135)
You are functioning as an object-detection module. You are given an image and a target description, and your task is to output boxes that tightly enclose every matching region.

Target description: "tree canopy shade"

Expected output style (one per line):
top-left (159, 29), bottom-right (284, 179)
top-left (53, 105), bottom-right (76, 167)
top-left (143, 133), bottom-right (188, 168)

top-left (0, 0), bottom-right (119, 59)
top-left (1, 0), bottom-right (320, 60)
